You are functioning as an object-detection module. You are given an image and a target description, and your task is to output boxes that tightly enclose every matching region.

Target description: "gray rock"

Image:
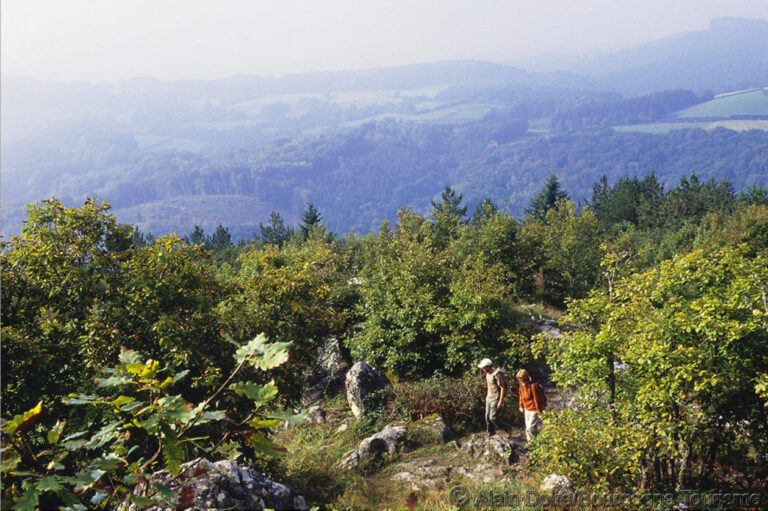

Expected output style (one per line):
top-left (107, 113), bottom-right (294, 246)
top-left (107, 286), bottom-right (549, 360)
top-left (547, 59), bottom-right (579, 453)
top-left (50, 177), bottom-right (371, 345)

top-left (337, 424), bottom-right (407, 469)
top-left (345, 361), bottom-right (389, 418)
top-left (302, 337), bottom-right (349, 406)
top-left (123, 458), bottom-right (307, 511)
top-left (335, 417), bottom-right (353, 433)
top-left (305, 405), bottom-right (326, 425)
top-left (458, 433), bottom-right (525, 466)
top-left (454, 463), bottom-right (506, 483)
top-left (613, 361), bottom-right (630, 373)
top-left (408, 414), bottom-right (454, 444)
top-left (540, 474), bottom-right (574, 496)
top-left (390, 458), bottom-right (453, 490)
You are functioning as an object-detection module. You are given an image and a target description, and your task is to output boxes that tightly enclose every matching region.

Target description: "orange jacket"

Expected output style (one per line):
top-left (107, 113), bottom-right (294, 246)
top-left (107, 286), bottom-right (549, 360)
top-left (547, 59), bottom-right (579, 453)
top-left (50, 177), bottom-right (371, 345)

top-left (519, 381), bottom-right (545, 412)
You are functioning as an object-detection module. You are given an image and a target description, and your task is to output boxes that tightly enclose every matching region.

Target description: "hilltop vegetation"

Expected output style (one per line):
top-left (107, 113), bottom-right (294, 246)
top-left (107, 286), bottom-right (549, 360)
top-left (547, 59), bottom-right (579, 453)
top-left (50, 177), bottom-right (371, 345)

top-left (3, 172), bottom-right (768, 508)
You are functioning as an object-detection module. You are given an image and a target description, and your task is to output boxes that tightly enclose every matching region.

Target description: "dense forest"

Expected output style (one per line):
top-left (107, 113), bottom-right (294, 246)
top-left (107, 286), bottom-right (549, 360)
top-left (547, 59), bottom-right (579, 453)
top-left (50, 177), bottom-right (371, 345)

top-left (3, 171), bottom-right (768, 509)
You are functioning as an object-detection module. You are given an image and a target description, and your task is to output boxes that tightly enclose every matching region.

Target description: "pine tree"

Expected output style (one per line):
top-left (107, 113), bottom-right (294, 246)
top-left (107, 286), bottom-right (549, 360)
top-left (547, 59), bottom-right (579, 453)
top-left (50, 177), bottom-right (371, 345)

top-left (188, 225), bottom-right (206, 245)
top-left (527, 174), bottom-right (569, 221)
top-left (260, 211), bottom-right (294, 247)
top-left (431, 185), bottom-right (468, 219)
top-left (208, 224), bottom-right (232, 251)
top-left (299, 202), bottom-right (323, 240)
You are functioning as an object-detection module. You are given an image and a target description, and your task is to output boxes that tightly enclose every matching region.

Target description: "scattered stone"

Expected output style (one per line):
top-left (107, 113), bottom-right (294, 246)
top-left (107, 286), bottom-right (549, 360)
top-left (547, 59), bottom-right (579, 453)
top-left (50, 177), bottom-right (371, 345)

top-left (540, 474), bottom-right (574, 496)
top-left (345, 361), bottom-right (390, 418)
top-left (305, 405), bottom-right (326, 425)
top-left (335, 417), bottom-right (354, 433)
top-left (122, 458), bottom-right (307, 511)
top-left (302, 337), bottom-right (350, 406)
top-left (337, 424), bottom-right (407, 469)
top-left (613, 361), bottom-right (630, 373)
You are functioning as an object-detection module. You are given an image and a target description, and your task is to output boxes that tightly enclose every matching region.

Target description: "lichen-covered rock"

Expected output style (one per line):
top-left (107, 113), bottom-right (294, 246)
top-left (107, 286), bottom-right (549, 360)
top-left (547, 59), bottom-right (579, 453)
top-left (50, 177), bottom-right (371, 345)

top-left (345, 361), bottom-right (389, 418)
top-left (302, 337), bottom-right (349, 406)
top-left (390, 458), bottom-right (453, 490)
top-left (458, 433), bottom-right (525, 466)
top-left (337, 424), bottom-right (407, 469)
top-left (407, 414), bottom-right (454, 444)
top-left (123, 458), bottom-right (307, 510)
top-left (540, 474), bottom-right (574, 496)
top-left (454, 463), bottom-right (506, 483)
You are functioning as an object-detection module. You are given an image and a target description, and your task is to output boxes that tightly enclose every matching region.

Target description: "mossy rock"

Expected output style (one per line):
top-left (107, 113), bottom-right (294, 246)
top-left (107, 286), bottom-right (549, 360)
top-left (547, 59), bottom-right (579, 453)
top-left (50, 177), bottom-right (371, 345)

top-left (406, 414), bottom-right (454, 446)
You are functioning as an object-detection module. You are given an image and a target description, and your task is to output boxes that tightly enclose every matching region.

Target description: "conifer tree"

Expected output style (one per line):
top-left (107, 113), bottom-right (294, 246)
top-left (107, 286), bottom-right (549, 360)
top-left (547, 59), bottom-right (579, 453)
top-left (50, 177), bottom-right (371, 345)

top-left (188, 225), bottom-right (206, 245)
top-left (260, 211), bottom-right (294, 247)
top-left (527, 174), bottom-right (569, 221)
top-left (299, 202), bottom-right (323, 240)
top-left (208, 224), bottom-right (232, 251)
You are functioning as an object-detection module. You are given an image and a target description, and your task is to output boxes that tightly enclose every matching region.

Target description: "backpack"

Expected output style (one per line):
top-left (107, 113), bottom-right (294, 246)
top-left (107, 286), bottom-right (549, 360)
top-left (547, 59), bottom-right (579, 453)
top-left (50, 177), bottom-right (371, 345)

top-left (493, 368), bottom-right (509, 391)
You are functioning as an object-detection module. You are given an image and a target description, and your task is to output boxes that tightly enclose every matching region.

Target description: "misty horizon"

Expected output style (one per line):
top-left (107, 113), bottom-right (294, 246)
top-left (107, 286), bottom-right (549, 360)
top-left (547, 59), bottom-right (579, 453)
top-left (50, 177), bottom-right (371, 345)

top-left (3, 0), bottom-right (768, 83)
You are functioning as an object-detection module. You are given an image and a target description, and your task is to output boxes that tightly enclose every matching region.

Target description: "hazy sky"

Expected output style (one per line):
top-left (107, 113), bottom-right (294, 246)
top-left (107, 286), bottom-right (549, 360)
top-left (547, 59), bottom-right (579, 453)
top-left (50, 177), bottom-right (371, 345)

top-left (3, 0), bottom-right (768, 82)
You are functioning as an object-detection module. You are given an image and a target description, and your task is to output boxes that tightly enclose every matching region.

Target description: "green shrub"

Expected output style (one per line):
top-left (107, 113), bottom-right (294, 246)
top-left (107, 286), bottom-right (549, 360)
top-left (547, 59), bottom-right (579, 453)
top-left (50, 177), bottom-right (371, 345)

top-left (385, 371), bottom-right (520, 434)
top-left (1, 334), bottom-right (302, 511)
top-left (527, 409), bottom-right (645, 491)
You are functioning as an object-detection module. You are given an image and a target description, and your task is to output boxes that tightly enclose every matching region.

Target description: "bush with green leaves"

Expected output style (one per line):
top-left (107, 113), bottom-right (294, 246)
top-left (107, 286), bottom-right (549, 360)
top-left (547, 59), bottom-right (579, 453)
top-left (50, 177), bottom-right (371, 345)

top-left (1, 334), bottom-right (303, 511)
top-left (533, 245), bottom-right (768, 491)
top-left (1, 199), bottom-right (229, 424)
top-left (218, 233), bottom-right (355, 401)
top-left (354, 208), bottom-right (529, 379)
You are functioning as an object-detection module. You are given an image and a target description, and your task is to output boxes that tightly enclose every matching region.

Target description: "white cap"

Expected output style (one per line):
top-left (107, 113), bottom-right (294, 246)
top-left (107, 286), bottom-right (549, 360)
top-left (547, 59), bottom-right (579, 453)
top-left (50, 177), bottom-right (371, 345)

top-left (477, 358), bottom-right (493, 369)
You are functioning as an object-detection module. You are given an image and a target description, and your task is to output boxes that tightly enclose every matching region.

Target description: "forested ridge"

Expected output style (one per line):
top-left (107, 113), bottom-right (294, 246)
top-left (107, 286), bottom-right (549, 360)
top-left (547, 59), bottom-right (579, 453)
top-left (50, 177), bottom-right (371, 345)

top-left (3, 171), bottom-right (768, 509)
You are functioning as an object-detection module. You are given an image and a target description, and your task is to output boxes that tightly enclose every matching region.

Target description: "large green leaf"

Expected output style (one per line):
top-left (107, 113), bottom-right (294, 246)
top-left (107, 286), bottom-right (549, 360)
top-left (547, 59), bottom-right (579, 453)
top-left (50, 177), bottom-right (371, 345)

top-left (2, 401), bottom-right (42, 436)
top-left (229, 382), bottom-right (278, 405)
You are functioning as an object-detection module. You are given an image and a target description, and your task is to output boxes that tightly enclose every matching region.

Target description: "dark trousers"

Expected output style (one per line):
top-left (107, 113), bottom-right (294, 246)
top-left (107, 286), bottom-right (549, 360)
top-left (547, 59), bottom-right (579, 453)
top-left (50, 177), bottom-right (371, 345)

top-left (485, 397), bottom-right (509, 433)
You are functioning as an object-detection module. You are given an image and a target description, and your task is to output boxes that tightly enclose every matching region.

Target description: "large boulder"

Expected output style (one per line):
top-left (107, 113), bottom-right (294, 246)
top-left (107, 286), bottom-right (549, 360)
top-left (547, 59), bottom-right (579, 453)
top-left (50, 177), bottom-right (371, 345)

top-left (345, 361), bottom-right (390, 418)
top-left (337, 424), bottom-right (407, 469)
top-left (123, 458), bottom-right (307, 511)
top-left (302, 337), bottom-right (349, 405)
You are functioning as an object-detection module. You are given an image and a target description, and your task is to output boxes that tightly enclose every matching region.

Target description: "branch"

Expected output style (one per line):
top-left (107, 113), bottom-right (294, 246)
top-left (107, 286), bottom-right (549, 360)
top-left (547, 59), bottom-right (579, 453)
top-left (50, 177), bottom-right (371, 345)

top-left (139, 442), bottom-right (163, 473)
top-left (179, 358), bottom-right (246, 437)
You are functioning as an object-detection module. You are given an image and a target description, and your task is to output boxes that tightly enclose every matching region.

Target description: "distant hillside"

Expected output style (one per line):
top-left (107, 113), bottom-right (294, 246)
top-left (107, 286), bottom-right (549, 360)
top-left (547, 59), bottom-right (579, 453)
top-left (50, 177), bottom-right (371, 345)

top-left (4, 20), bottom-right (768, 239)
top-left (571, 18), bottom-right (768, 95)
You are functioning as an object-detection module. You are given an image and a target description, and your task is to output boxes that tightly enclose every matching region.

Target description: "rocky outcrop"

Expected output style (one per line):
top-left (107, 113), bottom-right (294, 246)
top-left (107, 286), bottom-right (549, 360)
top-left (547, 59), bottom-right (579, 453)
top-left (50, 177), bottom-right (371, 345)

top-left (345, 361), bottom-right (390, 418)
top-left (391, 458), bottom-right (453, 490)
top-left (458, 433), bottom-right (526, 466)
top-left (302, 337), bottom-right (349, 406)
top-left (540, 474), bottom-right (574, 496)
top-left (124, 458), bottom-right (307, 511)
top-left (338, 424), bottom-right (407, 469)
top-left (407, 414), bottom-right (454, 444)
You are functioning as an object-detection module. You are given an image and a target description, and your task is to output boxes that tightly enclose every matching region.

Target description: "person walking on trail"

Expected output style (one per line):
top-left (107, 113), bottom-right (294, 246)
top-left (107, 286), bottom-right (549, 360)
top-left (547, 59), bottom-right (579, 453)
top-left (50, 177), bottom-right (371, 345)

top-left (517, 369), bottom-right (545, 443)
top-left (478, 358), bottom-right (512, 439)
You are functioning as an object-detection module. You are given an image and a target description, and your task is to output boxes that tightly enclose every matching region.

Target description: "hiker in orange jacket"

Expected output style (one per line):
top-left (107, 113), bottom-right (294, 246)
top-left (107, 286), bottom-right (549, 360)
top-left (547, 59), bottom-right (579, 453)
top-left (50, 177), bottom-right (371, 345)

top-left (517, 369), bottom-right (545, 443)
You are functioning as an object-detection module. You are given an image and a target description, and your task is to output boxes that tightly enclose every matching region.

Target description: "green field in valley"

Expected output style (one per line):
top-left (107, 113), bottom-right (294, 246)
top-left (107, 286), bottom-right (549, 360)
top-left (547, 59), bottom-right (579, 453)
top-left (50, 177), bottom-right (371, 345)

top-left (674, 88), bottom-right (768, 118)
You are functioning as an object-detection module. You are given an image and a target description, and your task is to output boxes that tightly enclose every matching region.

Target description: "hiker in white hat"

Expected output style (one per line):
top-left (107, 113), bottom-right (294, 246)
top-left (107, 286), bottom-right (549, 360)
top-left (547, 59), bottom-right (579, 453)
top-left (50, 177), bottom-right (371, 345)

top-left (478, 358), bottom-right (512, 438)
